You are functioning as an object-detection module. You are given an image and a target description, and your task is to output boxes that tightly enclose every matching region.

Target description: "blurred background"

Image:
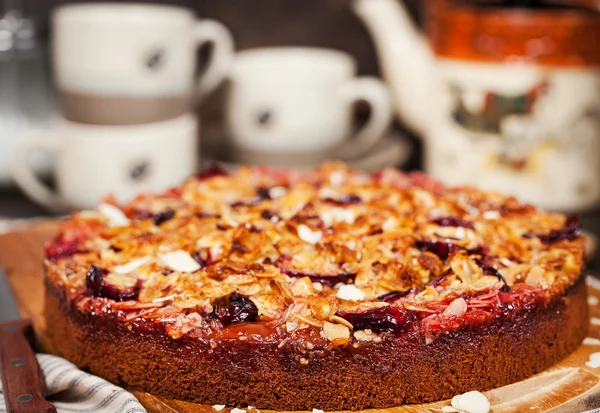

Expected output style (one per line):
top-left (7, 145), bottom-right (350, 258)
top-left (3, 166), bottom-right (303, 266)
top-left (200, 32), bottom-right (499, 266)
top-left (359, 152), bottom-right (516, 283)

top-left (0, 0), bottom-right (598, 271)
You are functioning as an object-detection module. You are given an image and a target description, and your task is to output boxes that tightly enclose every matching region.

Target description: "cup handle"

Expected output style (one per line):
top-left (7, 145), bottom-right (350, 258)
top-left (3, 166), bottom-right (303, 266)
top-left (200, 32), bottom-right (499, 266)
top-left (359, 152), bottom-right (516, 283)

top-left (194, 19), bottom-right (235, 100)
top-left (336, 77), bottom-right (393, 160)
top-left (11, 133), bottom-right (68, 212)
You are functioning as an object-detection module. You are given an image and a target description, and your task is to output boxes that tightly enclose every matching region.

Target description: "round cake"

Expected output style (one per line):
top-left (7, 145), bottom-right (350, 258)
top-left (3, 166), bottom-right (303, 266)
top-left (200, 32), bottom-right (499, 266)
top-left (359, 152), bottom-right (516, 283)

top-left (44, 162), bottom-right (588, 410)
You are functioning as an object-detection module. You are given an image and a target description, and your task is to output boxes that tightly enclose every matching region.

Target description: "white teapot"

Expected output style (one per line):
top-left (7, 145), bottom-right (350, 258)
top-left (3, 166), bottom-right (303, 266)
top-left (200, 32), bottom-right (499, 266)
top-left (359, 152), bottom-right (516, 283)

top-left (354, 0), bottom-right (600, 211)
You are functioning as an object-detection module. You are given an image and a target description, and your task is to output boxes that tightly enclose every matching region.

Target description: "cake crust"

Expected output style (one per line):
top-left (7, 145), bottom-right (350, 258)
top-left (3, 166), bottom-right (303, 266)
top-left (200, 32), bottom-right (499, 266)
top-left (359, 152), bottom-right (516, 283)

top-left (42, 162), bottom-right (589, 410)
top-left (45, 274), bottom-right (588, 410)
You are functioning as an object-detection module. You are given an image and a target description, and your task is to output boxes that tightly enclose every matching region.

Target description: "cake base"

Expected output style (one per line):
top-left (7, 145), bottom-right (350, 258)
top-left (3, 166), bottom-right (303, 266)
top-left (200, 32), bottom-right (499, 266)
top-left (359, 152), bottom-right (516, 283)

top-left (44, 275), bottom-right (589, 411)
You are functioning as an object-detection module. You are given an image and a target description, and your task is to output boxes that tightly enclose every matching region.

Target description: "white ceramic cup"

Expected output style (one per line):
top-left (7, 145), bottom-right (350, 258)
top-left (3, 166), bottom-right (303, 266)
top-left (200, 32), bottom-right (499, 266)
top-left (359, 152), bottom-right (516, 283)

top-left (11, 114), bottom-right (198, 211)
top-left (52, 3), bottom-right (234, 125)
top-left (226, 47), bottom-right (392, 161)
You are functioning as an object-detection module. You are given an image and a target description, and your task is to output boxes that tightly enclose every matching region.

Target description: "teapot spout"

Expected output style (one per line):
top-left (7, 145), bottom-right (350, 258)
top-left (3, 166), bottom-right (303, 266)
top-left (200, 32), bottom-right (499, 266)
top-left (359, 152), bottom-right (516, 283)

top-left (353, 0), bottom-right (438, 135)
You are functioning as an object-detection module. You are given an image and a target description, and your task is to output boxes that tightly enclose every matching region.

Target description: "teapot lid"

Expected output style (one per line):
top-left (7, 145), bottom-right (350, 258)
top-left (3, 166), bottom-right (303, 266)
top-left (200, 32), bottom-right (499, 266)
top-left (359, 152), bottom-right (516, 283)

top-left (427, 0), bottom-right (600, 66)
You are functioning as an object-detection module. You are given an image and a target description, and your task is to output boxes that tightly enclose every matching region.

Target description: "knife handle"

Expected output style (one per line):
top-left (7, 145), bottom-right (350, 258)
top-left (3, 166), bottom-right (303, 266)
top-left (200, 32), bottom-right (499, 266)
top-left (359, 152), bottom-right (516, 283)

top-left (0, 319), bottom-right (56, 413)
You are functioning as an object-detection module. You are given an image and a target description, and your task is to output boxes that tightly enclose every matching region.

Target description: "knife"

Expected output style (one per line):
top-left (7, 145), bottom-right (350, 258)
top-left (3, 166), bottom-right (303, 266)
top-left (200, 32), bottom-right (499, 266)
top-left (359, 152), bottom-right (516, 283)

top-left (0, 267), bottom-right (56, 413)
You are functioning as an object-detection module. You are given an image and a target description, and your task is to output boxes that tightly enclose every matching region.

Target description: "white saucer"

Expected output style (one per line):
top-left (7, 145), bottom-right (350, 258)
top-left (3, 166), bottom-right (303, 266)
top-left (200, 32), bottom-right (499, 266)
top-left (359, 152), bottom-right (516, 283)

top-left (201, 132), bottom-right (413, 172)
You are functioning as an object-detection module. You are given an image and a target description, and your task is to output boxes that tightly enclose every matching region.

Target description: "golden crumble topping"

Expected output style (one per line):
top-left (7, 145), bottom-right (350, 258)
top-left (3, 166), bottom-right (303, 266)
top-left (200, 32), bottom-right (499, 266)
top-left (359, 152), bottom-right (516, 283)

top-left (44, 162), bottom-right (585, 345)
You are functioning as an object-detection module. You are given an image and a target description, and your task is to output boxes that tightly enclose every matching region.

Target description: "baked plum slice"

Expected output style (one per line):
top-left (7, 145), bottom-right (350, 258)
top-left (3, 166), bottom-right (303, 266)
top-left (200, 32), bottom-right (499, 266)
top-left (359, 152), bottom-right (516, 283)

top-left (285, 271), bottom-right (356, 288)
top-left (210, 293), bottom-right (259, 325)
top-left (337, 306), bottom-right (410, 333)
top-left (195, 165), bottom-right (228, 180)
top-left (415, 240), bottom-right (463, 260)
top-left (45, 238), bottom-right (87, 262)
top-left (323, 194), bottom-right (361, 206)
top-left (277, 256), bottom-right (356, 287)
top-left (431, 217), bottom-right (474, 229)
top-left (86, 265), bottom-right (141, 301)
top-left (525, 215), bottom-right (581, 244)
top-left (152, 209), bottom-right (175, 226)
top-left (416, 240), bottom-right (486, 261)
top-left (472, 258), bottom-right (510, 292)
top-left (378, 288), bottom-right (419, 303)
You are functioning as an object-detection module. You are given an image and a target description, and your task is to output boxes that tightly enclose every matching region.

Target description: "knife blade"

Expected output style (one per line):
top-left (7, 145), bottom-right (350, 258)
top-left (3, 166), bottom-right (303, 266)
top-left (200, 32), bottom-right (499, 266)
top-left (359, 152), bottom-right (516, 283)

top-left (0, 267), bottom-right (56, 413)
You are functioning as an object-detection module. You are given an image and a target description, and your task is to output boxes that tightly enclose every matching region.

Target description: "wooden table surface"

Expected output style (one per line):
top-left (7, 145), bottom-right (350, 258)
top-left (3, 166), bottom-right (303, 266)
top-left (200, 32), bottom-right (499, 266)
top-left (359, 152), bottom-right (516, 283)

top-left (2, 221), bottom-right (600, 413)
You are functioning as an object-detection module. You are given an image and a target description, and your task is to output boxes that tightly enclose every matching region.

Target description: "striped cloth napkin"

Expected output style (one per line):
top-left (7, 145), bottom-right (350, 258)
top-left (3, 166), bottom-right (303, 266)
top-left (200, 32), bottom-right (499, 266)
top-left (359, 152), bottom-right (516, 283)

top-left (0, 354), bottom-right (147, 413)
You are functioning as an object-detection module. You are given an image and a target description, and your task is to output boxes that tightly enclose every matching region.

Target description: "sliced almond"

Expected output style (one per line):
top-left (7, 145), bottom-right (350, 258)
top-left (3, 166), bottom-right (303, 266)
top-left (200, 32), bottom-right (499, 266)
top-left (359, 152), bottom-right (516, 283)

top-left (297, 225), bottom-right (322, 245)
top-left (98, 203), bottom-right (130, 227)
top-left (159, 250), bottom-right (201, 273)
top-left (322, 321), bottom-right (350, 342)
top-left (291, 277), bottom-right (315, 297)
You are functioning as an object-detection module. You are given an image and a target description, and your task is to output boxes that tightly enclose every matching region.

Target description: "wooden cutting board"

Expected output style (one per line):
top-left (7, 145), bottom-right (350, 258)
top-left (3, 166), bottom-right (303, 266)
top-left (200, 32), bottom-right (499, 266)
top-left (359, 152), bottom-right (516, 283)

top-left (2, 221), bottom-right (600, 413)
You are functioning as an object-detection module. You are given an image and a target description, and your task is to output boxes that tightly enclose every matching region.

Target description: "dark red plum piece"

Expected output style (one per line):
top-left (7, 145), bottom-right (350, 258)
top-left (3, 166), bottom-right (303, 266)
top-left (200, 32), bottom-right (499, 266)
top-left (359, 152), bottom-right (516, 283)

top-left (416, 240), bottom-right (486, 261)
top-left (431, 217), bottom-right (474, 229)
top-left (430, 269), bottom-right (454, 287)
top-left (44, 235), bottom-right (87, 262)
top-left (153, 209), bottom-right (175, 226)
top-left (261, 209), bottom-right (280, 222)
top-left (86, 265), bottom-right (141, 301)
top-left (473, 258), bottom-right (510, 292)
top-left (191, 251), bottom-right (212, 268)
top-left (283, 270), bottom-right (356, 288)
top-left (255, 187), bottom-right (272, 202)
top-left (210, 293), bottom-right (259, 325)
top-left (527, 215), bottom-right (581, 244)
top-left (337, 306), bottom-right (410, 333)
top-left (132, 209), bottom-right (153, 220)
top-left (323, 194), bottom-right (361, 206)
top-left (415, 240), bottom-right (463, 260)
top-left (277, 255), bottom-right (356, 287)
top-left (378, 288), bottom-right (419, 303)
top-left (195, 165), bottom-right (228, 181)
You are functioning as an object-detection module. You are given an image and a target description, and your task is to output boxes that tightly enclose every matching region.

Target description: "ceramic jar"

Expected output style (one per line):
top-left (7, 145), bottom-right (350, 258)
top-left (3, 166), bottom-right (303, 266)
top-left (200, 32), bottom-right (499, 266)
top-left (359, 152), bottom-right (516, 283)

top-left (425, 2), bottom-right (600, 212)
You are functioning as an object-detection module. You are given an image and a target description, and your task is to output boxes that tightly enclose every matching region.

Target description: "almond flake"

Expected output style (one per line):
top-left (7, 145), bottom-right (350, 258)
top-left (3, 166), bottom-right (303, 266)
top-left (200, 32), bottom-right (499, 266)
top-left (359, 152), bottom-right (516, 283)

top-left (320, 208), bottom-right (355, 226)
top-left (98, 203), bottom-right (130, 227)
top-left (318, 187), bottom-right (339, 199)
top-left (159, 250), bottom-right (201, 273)
top-left (589, 296), bottom-right (599, 306)
top-left (452, 391), bottom-right (490, 413)
top-left (382, 218), bottom-right (397, 232)
top-left (482, 210), bottom-right (500, 219)
top-left (525, 265), bottom-right (544, 286)
top-left (441, 407), bottom-right (460, 413)
top-left (269, 186), bottom-right (287, 198)
top-left (322, 321), bottom-right (350, 342)
top-left (329, 315), bottom-right (353, 329)
top-left (354, 330), bottom-right (379, 342)
top-left (336, 285), bottom-right (365, 301)
top-left (312, 282), bottom-right (323, 292)
top-left (231, 408), bottom-right (246, 413)
top-left (297, 225), bottom-right (322, 245)
top-left (152, 295), bottom-right (176, 303)
top-left (443, 297), bottom-right (467, 318)
top-left (436, 226), bottom-right (466, 240)
top-left (286, 320), bottom-right (299, 332)
top-left (330, 171), bottom-right (343, 186)
top-left (583, 337), bottom-right (600, 346)
top-left (212, 405), bottom-right (226, 411)
top-left (291, 277), bottom-right (315, 297)
top-left (312, 409), bottom-right (325, 413)
top-left (451, 394), bottom-right (463, 410)
top-left (114, 257), bottom-right (149, 274)
top-left (587, 352), bottom-right (600, 368)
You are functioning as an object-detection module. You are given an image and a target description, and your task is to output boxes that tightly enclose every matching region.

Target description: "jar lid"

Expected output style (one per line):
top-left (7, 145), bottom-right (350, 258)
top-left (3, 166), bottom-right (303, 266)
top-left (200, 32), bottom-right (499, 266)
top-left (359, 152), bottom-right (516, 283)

top-left (427, 1), bottom-right (600, 66)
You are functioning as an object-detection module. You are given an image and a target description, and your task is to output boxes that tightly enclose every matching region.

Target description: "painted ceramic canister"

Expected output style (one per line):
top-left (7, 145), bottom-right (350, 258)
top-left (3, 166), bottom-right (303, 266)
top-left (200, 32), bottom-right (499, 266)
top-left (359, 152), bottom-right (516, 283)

top-left (355, 0), bottom-right (600, 212)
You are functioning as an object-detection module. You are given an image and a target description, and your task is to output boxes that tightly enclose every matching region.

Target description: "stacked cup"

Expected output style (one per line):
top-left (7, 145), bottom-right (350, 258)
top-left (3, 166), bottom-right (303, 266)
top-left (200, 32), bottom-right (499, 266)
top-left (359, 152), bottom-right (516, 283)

top-left (12, 3), bottom-right (234, 210)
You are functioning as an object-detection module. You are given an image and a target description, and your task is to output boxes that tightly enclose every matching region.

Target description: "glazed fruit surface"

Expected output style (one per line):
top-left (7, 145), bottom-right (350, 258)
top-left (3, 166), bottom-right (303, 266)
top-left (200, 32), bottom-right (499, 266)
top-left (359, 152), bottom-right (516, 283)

top-left (44, 162), bottom-right (585, 348)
